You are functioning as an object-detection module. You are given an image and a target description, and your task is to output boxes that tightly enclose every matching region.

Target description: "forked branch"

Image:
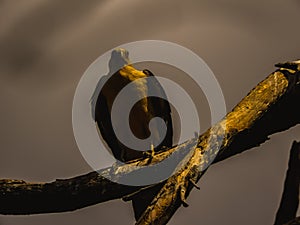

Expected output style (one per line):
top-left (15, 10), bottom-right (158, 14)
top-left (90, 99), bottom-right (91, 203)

top-left (0, 61), bottom-right (299, 225)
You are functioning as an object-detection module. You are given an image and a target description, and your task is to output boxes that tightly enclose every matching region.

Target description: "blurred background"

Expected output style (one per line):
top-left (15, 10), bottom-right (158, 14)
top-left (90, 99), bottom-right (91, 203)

top-left (0, 0), bottom-right (300, 224)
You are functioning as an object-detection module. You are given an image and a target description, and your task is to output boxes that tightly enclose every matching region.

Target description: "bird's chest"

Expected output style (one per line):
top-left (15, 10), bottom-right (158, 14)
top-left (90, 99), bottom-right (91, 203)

top-left (103, 74), bottom-right (152, 138)
top-left (103, 74), bottom-right (149, 114)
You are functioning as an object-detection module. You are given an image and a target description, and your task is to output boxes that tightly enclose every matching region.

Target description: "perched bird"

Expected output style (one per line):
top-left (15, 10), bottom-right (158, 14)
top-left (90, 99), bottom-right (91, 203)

top-left (90, 48), bottom-right (173, 220)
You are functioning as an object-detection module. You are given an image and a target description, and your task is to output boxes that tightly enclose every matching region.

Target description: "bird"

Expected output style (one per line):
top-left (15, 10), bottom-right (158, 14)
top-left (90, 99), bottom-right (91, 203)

top-left (90, 48), bottom-right (173, 220)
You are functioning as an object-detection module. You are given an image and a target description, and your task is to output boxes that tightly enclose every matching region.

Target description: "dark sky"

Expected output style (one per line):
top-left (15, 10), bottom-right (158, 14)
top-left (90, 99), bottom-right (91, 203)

top-left (0, 1), bottom-right (300, 224)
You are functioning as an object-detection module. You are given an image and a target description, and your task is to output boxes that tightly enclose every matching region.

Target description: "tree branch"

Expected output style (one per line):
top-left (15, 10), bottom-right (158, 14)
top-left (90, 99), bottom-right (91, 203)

top-left (0, 62), bottom-right (299, 225)
top-left (274, 141), bottom-right (300, 225)
top-left (0, 137), bottom-right (197, 215)
top-left (136, 65), bottom-right (300, 224)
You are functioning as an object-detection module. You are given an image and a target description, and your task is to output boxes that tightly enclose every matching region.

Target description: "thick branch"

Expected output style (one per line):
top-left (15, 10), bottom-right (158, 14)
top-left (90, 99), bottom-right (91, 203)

top-left (0, 138), bottom-right (195, 215)
top-left (136, 66), bottom-right (300, 224)
top-left (0, 172), bottom-right (138, 215)
top-left (274, 141), bottom-right (300, 225)
top-left (0, 63), bottom-right (299, 223)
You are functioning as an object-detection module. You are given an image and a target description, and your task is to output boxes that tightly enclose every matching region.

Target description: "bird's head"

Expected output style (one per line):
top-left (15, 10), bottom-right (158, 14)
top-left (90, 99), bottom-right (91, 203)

top-left (108, 48), bottom-right (131, 74)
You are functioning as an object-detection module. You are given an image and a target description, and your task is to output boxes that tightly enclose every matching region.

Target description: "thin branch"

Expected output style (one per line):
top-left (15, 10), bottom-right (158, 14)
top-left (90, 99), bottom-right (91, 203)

top-left (274, 141), bottom-right (300, 225)
top-left (0, 136), bottom-right (197, 214)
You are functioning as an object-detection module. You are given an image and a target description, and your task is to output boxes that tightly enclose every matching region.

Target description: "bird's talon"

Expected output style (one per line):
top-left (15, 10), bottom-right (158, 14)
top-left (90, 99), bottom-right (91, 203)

top-left (143, 144), bottom-right (155, 164)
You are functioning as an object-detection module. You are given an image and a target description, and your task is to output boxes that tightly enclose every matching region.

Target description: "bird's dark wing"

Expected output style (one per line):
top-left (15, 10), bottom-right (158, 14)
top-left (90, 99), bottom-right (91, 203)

top-left (131, 69), bottom-right (173, 221)
top-left (92, 76), bottom-right (123, 161)
top-left (90, 76), bottom-right (107, 121)
top-left (143, 69), bottom-right (173, 150)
